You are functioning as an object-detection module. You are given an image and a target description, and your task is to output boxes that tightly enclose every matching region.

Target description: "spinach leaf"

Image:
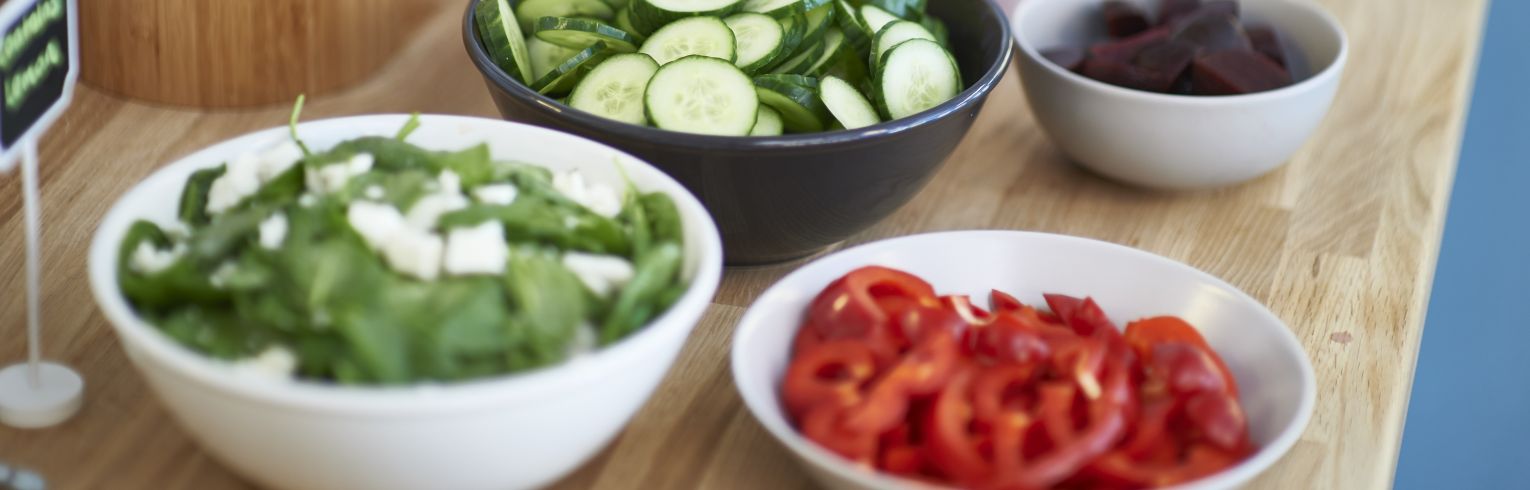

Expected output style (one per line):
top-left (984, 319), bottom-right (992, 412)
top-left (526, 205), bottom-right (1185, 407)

top-left (440, 198), bottom-right (630, 255)
top-left (179, 164), bottom-right (226, 227)
top-left (640, 193), bottom-right (683, 247)
top-left (118, 221), bottom-right (229, 309)
top-left (599, 242), bottom-right (682, 344)
top-left (503, 247), bottom-right (588, 368)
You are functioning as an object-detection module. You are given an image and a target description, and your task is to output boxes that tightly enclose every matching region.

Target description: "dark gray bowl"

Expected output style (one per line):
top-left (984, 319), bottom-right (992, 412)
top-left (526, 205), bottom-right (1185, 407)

top-left (464, 1), bottom-right (1013, 264)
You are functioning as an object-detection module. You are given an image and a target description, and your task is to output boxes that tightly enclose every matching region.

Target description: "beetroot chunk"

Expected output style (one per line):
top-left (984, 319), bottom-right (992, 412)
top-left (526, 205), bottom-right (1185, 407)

top-left (1089, 26), bottom-right (1171, 63)
top-left (1041, 46), bottom-right (1087, 72)
top-left (1245, 23), bottom-right (1311, 80)
top-left (1171, 11), bottom-right (1251, 53)
top-left (1132, 40), bottom-right (1198, 92)
top-left (1103, 1), bottom-right (1151, 38)
top-left (1192, 50), bottom-right (1293, 95)
top-left (1158, 0), bottom-right (1202, 25)
top-left (1081, 57), bottom-right (1155, 90)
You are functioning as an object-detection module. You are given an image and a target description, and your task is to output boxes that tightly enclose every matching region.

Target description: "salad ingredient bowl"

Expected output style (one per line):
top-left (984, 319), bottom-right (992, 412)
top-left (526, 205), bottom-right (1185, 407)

top-left (1012, 0), bottom-right (1348, 190)
top-left (464, 0), bottom-right (1014, 264)
top-left (88, 115), bottom-right (724, 490)
top-left (732, 230), bottom-right (1315, 489)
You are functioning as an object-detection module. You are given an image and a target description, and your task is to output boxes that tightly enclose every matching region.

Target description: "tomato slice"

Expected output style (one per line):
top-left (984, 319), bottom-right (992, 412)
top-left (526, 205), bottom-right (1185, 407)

top-left (802, 403), bottom-right (878, 464)
top-left (805, 266), bottom-right (939, 342)
top-left (1126, 316), bottom-right (1240, 397)
top-left (844, 331), bottom-right (960, 434)
top-left (782, 340), bottom-right (877, 417)
top-left (990, 289), bottom-right (1025, 314)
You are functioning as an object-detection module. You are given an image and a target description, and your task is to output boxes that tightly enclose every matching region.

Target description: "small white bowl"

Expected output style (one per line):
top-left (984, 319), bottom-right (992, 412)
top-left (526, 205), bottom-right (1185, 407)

top-left (87, 115), bottom-right (724, 490)
top-left (732, 231), bottom-right (1315, 489)
top-left (1011, 0), bottom-right (1348, 189)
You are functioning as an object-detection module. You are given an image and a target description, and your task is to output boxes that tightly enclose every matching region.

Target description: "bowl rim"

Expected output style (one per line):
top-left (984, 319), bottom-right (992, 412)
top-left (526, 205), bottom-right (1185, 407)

top-left (1011, 0), bottom-right (1351, 104)
top-left (461, 0), bottom-right (1014, 151)
top-left (87, 114), bottom-right (725, 416)
top-left (730, 230), bottom-right (1317, 490)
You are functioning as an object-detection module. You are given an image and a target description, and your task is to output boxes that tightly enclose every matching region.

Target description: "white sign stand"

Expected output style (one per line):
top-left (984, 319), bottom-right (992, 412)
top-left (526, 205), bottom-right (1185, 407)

top-left (0, 0), bottom-right (82, 430)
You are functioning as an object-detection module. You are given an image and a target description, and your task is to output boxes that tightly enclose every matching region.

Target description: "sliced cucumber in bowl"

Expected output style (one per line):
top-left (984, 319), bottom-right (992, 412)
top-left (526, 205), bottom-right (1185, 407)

top-left (724, 12), bottom-right (787, 73)
top-left (570, 53), bottom-right (661, 125)
top-left (516, 0), bottom-right (616, 32)
top-left (476, 0), bottom-right (534, 84)
top-left (535, 17), bottom-right (640, 52)
top-left (640, 16), bottom-right (738, 65)
top-left (645, 56), bottom-right (760, 135)
top-left (870, 20), bottom-right (934, 70)
top-left (750, 105), bottom-right (785, 136)
top-left (820, 75), bottom-right (880, 129)
top-left (634, 0), bottom-right (743, 27)
top-left (527, 36), bottom-right (581, 81)
top-left (875, 38), bottom-right (960, 119)
top-left (531, 42), bottom-right (615, 96)
top-left (754, 75), bottom-right (829, 132)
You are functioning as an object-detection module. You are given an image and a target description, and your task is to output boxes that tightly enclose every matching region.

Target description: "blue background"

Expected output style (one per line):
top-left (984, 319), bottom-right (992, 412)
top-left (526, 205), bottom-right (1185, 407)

top-left (1396, 0), bottom-right (1530, 487)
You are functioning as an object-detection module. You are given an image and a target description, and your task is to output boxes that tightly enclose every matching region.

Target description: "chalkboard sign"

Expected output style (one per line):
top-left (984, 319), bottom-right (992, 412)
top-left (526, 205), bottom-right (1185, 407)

top-left (0, 0), bottom-right (76, 172)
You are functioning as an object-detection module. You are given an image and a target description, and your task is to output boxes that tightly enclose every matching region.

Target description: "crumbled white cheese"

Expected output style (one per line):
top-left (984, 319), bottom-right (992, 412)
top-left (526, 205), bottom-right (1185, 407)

top-left (347, 201), bottom-right (408, 251)
top-left (383, 229), bottom-right (444, 280)
top-left (564, 215), bottom-right (580, 229)
top-left (406, 193), bottom-right (470, 230)
top-left (306, 152), bottom-right (374, 194)
top-left (562, 252), bottom-right (635, 297)
top-left (209, 262), bottom-right (239, 289)
top-left (232, 346), bottom-right (298, 379)
top-left (206, 153), bottom-right (262, 215)
top-left (256, 141), bottom-right (304, 183)
top-left (444, 221), bottom-right (508, 276)
top-left (552, 170), bottom-right (623, 218)
top-left (438, 170), bottom-right (462, 195)
top-left (298, 193), bottom-right (318, 207)
top-left (163, 221), bottom-right (192, 241)
top-left (472, 183), bottom-right (518, 205)
top-left (364, 185), bottom-right (385, 200)
top-left (129, 241), bottom-right (184, 274)
top-left (258, 212), bottom-right (288, 250)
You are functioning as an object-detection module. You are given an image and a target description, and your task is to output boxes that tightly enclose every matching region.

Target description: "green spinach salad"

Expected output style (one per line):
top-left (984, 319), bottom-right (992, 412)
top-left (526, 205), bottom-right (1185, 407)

top-left (117, 109), bottom-right (690, 385)
top-left (475, 0), bottom-right (962, 136)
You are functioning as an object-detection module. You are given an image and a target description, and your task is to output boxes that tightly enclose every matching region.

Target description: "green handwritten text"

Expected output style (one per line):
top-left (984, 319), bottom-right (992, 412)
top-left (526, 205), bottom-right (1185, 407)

top-left (0, 0), bottom-right (64, 71)
top-left (6, 39), bottom-right (62, 110)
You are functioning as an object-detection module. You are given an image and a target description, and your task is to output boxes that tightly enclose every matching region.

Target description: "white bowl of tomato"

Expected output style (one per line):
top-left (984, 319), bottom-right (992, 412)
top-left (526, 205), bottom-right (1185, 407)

top-left (731, 230), bottom-right (1314, 489)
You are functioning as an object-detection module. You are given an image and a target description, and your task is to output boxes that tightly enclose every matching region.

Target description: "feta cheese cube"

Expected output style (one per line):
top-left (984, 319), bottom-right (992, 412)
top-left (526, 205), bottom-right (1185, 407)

top-left (562, 252), bottom-right (635, 297)
top-left (438, 170), bottom-right (462, 195)
top-left (384, 230), bottom-right (445, 281)
top-left (348, 152), bottom-right (375, 174)
top-left (256, 141), bottom-right (304, 183)
top-left (209, 262), bottom-right (239, 289)
top-left (129, 241), bottom-right (184, 274)
top-left (232, 346), bottom-right (298, 379)
top-left (473, 183), bottom-right (518, 205)
top-left (305, 152), bottom-right (374, 194)
top-left (348, 201), bottom-right (408, 251)
top-left (553, 170), bottom-right (624, 218)
top-left (259, 212), bottom-right (288, 250)
top-left (364, 185), bottom-right (385, 200)
top-left (406, 193), bottom-right (470, 230)
top-left (206, 152), bottom-right (262, 214)
top-left (444, 221), bottom-right (509, 276)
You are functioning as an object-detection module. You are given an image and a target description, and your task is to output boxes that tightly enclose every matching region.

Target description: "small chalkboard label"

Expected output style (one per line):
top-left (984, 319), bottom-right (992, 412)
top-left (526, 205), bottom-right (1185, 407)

top-left (0, 0), bottom-right (76, 172)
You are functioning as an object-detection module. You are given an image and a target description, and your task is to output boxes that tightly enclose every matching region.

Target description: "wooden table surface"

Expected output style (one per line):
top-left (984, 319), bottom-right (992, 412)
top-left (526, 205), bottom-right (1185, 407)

top-left (0, 1), bottom-right (1487, 489)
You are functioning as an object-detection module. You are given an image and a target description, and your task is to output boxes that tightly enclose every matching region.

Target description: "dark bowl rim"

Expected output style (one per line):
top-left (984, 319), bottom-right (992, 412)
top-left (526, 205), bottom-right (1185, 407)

top-left (461, 0), bottom-right (1014, 152)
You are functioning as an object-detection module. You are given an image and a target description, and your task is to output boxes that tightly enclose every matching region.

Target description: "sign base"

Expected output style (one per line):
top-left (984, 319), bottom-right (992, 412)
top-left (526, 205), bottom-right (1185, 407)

top-left (0, 362), bottom-right (82, 428)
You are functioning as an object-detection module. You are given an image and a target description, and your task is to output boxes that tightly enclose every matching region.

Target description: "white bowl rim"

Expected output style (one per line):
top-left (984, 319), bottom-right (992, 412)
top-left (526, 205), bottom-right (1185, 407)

top-left (1011, 0), bottom-right (1351, 105)
top-left (731, 230), bottom-right (1317, 490)
top-left (88, 114), bottom-right (725, 416)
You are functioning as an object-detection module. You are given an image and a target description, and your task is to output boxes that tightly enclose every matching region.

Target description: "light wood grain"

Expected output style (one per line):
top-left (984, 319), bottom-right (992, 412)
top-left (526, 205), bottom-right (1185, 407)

top-left (0, 0), bottom-right (1485, 488)
top-left (79, 0), bottom-right (435, 108)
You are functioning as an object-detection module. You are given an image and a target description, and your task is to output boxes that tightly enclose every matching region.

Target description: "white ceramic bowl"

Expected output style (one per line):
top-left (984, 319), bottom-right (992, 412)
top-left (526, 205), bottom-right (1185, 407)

top-left (1012, 0), bottom-right (1348, 189)
top-left (732, 231), bottom-right (1315, 489)
top-left (87, 115), bottom-right (724, 490)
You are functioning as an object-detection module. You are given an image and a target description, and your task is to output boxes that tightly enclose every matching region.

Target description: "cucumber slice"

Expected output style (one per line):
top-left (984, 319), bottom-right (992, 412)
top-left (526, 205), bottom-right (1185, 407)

top-left (528, 36), bottom-right (581, 81)
top-left (725, 13), bottom-right (787, 73)
top-left (767, 36), bottom-right (825, 75)
top-left (476, 0), bottom-right (534, 84)
top-left (799, 3), bottom-right (836, 49)
top-left (531, 42), bottom-right (613, 96)
top-left (801, 27), bottom-right (845, 76)
top-left (865, 0), bottom-right (925, 20)
top-left (645, 56), bottom-right (760, 135)
top-left (623, 1), bottom-right (658, 36)
top-left (875, 39), bottom-right (959, 119)
top-left (750, 105), bottom-right (784, 136)
top-left (634, 0), bottom-right (743, 27)
top-left (834, 0), bottom-right (871, 54)
top-left (603, 0), bottom-right (633, 9)
top-left (802, 0), bottom-right (832, 9)
top-left (516, 0), bottom-right (615, 33)
top-left (858, 5), bottom-right (900, 35)
top-left (919, 15), bottom-right (948, 47)
top-left (754, 75), bottom-right (829, 132)
top-left (615, 7), bottom-right (647, 41)
top-left (640, 16), bottom-right (737, 65)
top-left (825, 46), bottom-right (871, 93)
top-left (744, 0), bottom-right (806, 19)
top-left (535, 17), bottom-right (640, 52)
top-left (754, 73), bottom-right (818, 89)
top-left (820, 75), bottom-right (880, 129)
top-left (871, 20), bottom-right (934, 70)
top-left (570, 53), bottom-right (661, 125)
top-left (771, 13), bottom-right (808, 68)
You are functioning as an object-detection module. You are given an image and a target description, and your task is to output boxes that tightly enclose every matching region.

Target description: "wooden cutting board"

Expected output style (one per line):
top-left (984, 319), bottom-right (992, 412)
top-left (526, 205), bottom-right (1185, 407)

top-left (0, 0), bottom-right (1487, 488)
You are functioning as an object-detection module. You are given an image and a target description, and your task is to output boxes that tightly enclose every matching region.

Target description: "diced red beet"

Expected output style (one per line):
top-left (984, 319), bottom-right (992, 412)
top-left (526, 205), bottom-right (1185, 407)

top-left (1245, 23), bottom-right (1311, 80)
top-left (1191, 50), bottom-right (1293, 95)
top-left (1131, 39), bottom-right (1198, 92)
top-left (1081, 57), bottom-right (1156, 91)
top-left (1158, 0), bottom-right (1202, 25)
top-left (1170, 71), bottom-right (1195, 94)
top-left (1196, 1), bottom-right (1239, 20)
top-left (1103, 1), bottom-right (1151, 38)
top-left (1171, 12), bottom-right (1251, 53)
top-left (1089, 26), bottom-right (1171, 63)
top-left (1041, 46), bottom-right (1087, 72)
